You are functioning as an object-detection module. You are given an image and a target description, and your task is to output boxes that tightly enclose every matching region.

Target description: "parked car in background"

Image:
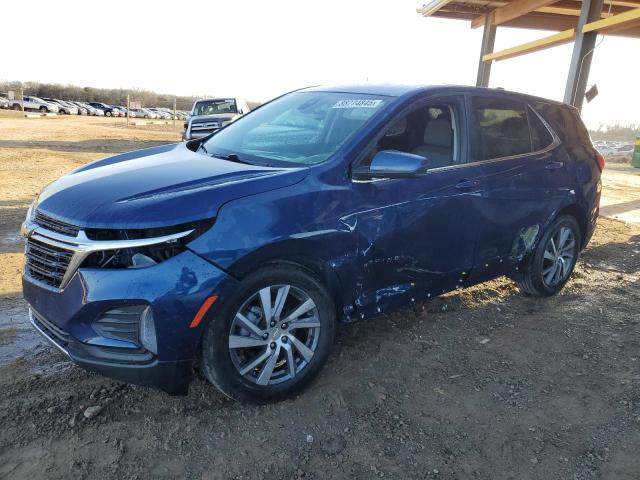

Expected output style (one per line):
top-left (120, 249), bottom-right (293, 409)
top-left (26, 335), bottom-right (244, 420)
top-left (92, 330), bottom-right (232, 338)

top-left (130, 108), bottom-right (158, 119)
top-left (88, 102), bottom-right (118, 117)
top-left (70, 101), bottom-right (92, 115)
top-left (615, 144), bottom-right (634, 154)
top-left (43, 98), bottom-right (79, 115)
top-left (182, 97), bottom-right (250, 140)
top-left (80, 102), bottom-right (104, 116)
top-left (0, 97), bottom-right (8, 109)
top-left (21, 85), bottom-right (603, 402)
top-left (596, 145), bottom-right (618, 156)
top-left (9, 96), bottom-right (60, 113)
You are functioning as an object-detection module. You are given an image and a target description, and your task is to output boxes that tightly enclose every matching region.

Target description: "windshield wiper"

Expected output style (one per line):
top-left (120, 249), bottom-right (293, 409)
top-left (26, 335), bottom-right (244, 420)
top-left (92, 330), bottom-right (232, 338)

top-left (197, 143), bottom-right (209, 155)
top-left (210, 152), bottom-right (254, 165)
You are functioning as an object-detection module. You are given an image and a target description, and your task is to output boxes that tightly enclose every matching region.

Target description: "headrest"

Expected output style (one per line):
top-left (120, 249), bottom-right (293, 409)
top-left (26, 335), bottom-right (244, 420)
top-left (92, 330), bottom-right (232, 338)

top-left (423, 119), bottom-right (453, 147)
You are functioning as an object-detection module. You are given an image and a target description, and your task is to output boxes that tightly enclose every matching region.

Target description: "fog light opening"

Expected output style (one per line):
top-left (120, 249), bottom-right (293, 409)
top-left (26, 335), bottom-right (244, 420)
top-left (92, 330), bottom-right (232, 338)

top-left (140, 306), bottom-right (157, 355)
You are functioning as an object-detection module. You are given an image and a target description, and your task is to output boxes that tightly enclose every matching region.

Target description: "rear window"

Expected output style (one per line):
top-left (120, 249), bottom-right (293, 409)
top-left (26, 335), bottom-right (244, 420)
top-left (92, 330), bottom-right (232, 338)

top-left (533, 102), bottom-right (590, 146)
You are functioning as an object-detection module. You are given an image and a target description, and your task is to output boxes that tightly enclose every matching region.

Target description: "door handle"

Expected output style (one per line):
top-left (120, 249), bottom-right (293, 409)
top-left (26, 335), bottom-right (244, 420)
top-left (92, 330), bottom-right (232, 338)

top-left (455, 179), bottom-right (479, 190)
top-left (545, 161), bottom-right (564, 171)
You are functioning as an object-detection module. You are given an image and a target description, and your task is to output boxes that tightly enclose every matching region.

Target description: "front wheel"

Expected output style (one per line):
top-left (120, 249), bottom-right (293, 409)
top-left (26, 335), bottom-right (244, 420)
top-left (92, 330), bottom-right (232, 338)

top-left (516, 215), bottom-right (581, 297)
top-left (201, 265), bottom-right (335, 403)
top-left (39, 106), bottom-right (47, 113)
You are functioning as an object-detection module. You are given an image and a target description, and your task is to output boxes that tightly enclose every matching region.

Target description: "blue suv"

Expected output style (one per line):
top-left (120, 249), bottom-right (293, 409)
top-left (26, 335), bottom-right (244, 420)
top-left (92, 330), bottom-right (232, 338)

top-left (21, 85), bottom-right (603, 402)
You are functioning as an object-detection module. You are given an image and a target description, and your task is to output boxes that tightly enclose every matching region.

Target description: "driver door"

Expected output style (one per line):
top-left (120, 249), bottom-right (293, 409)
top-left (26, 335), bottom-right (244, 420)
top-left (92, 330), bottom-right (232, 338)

top-left (347, 95), bottom-right (484, 314)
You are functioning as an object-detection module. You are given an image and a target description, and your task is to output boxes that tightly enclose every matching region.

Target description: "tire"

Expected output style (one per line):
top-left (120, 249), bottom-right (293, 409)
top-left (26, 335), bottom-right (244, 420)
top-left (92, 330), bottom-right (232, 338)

top-left (13, 104), bottom-right (21, 111)
top-left (106, 111), bottom-right (112, 117)
top-left (201, 264), bottom-right (336, 403)
top-left (39, 106), bottom-right (47, 113)
top-left (516, 215), bottom-right (581, 297)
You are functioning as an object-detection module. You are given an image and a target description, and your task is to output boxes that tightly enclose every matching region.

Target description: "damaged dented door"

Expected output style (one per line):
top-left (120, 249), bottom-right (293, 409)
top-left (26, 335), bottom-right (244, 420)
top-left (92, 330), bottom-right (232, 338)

top-left (344, 95), bottom-right (483, 316)
top-left (467, 95), bottom-right (574, 276)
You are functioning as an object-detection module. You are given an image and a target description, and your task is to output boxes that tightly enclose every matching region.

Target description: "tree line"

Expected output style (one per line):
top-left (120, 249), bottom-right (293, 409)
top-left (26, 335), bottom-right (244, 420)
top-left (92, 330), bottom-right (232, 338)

top-left (588, 124), bottom-right (639, 143)
top-left (0, 80), bottom-right (200, 111)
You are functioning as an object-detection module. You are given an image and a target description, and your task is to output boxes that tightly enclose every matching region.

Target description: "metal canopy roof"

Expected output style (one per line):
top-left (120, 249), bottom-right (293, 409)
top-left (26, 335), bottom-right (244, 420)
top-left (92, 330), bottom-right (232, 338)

top-left (416, 0), bottom-right (639, 111)
top-left (417, 0), bottom-right (640, 37)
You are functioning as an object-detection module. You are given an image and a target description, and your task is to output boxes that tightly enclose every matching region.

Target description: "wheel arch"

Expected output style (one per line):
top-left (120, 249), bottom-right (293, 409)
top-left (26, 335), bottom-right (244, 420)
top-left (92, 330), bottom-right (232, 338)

top-left (225, 241), bottom-right (348, 322)
top-left (555, 203), bottom-right (588, 249)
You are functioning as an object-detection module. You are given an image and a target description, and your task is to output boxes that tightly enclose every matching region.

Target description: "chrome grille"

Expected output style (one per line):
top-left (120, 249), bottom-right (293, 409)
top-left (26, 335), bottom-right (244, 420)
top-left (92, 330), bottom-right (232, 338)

top-left (191, 122), bottom-right (219, 131)
top-left (34, 211), bottom-right (80, 237)
top-left (25, 237), bottom-right (74, 288)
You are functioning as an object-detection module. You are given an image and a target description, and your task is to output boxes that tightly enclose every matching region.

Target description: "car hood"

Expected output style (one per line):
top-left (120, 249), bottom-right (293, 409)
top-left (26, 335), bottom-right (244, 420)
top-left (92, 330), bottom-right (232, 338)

top-left (35, 143), bottom-right (308, 229)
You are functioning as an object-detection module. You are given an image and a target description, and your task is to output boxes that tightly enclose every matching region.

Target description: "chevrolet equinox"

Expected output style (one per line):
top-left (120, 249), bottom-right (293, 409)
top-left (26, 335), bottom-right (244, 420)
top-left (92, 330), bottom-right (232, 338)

top-left (21, 85), bottom-right (603, 402)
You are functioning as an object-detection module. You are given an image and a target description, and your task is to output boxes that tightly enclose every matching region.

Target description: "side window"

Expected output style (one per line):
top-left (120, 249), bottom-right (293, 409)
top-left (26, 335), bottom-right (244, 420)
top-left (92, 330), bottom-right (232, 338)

top-left (528, 108), bottom-right (554, 151)
top-left (472, 97), bottom-right (532, 161)
top-left (360, 102), bottom-right (459, 169)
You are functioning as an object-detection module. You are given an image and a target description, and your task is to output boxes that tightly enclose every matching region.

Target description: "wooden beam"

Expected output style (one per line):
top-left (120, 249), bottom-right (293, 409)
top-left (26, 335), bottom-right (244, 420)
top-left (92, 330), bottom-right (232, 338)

top-left (482, 28), bottom-right (576, 61)
top-left (499, 11), bottom-right (579, 30)
top-left (582, 6), bottom-right (640, 32)
top-left (471, 0), bottom-right (560, 27)
top-left (417, 0), bottom-right (456, 17)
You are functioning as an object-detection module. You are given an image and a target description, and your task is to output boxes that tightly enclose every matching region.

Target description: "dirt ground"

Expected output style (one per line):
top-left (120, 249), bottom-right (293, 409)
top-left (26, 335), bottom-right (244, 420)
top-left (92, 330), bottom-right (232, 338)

top-left (0, 116), bottom-right (639, 480)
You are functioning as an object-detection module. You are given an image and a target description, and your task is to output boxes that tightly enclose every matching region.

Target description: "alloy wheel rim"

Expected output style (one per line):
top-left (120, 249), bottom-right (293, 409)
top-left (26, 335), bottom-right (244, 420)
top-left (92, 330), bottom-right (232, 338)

top-left (228, 284), bottom-right (320, 386)
top-left (542, 226), bottom-right (576, 287)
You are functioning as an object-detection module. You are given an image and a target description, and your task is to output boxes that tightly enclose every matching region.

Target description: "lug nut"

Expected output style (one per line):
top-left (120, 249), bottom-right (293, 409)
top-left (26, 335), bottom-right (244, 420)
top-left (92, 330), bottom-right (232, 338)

top-left (282, 336), bottom-right (288, 343)
top-left (262, 332), bottom-right (269, 339)
top-left (281, 323), bottom-right (288, 329)
top-left (270, 321), bottom-right (276, 327)
top-left (270, 342), bottom-right (276, 349)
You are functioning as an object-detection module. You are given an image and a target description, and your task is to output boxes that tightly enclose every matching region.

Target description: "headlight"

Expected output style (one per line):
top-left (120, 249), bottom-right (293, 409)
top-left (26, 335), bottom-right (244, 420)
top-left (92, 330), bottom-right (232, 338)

top-left (25, 201), bottom-right (36, 222)
top-left (80, 218), bottom-right (215, 270)
top-left (20, 200), bottom-right (38, 237)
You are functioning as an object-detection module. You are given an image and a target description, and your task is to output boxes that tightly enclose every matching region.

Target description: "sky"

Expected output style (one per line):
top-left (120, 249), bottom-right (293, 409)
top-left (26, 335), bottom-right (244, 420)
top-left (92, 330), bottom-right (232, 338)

top-left (2, 0), bottom-right (638, 129)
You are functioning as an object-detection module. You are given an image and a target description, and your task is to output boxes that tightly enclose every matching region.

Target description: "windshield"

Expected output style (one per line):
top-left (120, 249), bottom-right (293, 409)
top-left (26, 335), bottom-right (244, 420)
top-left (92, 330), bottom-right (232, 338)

top-left (201, 92), bottom-right (390, 166)
top-left (193, 99), bottom-right (238, 116)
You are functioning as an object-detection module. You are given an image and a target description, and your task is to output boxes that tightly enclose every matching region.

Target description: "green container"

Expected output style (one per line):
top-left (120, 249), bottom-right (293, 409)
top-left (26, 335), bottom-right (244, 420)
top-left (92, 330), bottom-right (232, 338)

top-left (633, 136), bottom-right (640, 168)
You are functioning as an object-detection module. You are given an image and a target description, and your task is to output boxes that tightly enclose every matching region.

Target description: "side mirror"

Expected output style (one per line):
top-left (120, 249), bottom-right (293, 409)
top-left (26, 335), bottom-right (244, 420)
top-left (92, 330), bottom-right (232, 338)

top-left (353, 150), bottom-right (429, 180)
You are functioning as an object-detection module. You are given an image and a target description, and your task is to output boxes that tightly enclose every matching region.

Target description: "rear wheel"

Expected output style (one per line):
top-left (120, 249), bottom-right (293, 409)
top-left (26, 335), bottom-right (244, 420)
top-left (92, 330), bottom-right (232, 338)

top-left (516, 215), bottom-right (581, 297)
top-left (13, 104), bottom-right (21, 111)
top-left (106, 111), bottom-right (112, 117)
top-left (201, 265), bottom-right (335, 403)
top-left (39, 106), bottom-right (47, 113)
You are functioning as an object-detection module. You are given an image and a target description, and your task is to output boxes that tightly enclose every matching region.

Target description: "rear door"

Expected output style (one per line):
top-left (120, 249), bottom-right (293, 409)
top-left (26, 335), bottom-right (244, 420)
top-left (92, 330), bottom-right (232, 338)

top-left (466, 95), bottom-right (571, 277)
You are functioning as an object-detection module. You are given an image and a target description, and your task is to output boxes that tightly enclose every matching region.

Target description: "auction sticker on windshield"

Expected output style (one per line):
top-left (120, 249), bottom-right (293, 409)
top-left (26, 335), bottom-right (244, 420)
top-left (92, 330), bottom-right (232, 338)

top-left (332, 99), bottom-right (383, 109)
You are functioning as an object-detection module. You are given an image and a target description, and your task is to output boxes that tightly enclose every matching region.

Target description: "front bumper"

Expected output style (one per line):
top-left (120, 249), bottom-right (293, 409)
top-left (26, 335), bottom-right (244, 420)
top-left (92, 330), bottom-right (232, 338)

top-left (23, 249), bottom-right (238, 394)
top-left (30, 308), bottom-right (193, 394)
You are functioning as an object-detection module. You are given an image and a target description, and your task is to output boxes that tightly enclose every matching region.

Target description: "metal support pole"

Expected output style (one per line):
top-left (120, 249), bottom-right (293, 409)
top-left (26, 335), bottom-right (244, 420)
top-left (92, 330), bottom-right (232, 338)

top-left (126, 94), bottom-right (130, 127)
top-left (476, 13), bottom-right (497, 87)
top-left (173, 97), bottom-right (176, 129)
top-left (19, 87), bottom-right (24, 113)
top-left (563, 0), bottom-right (604, 110)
